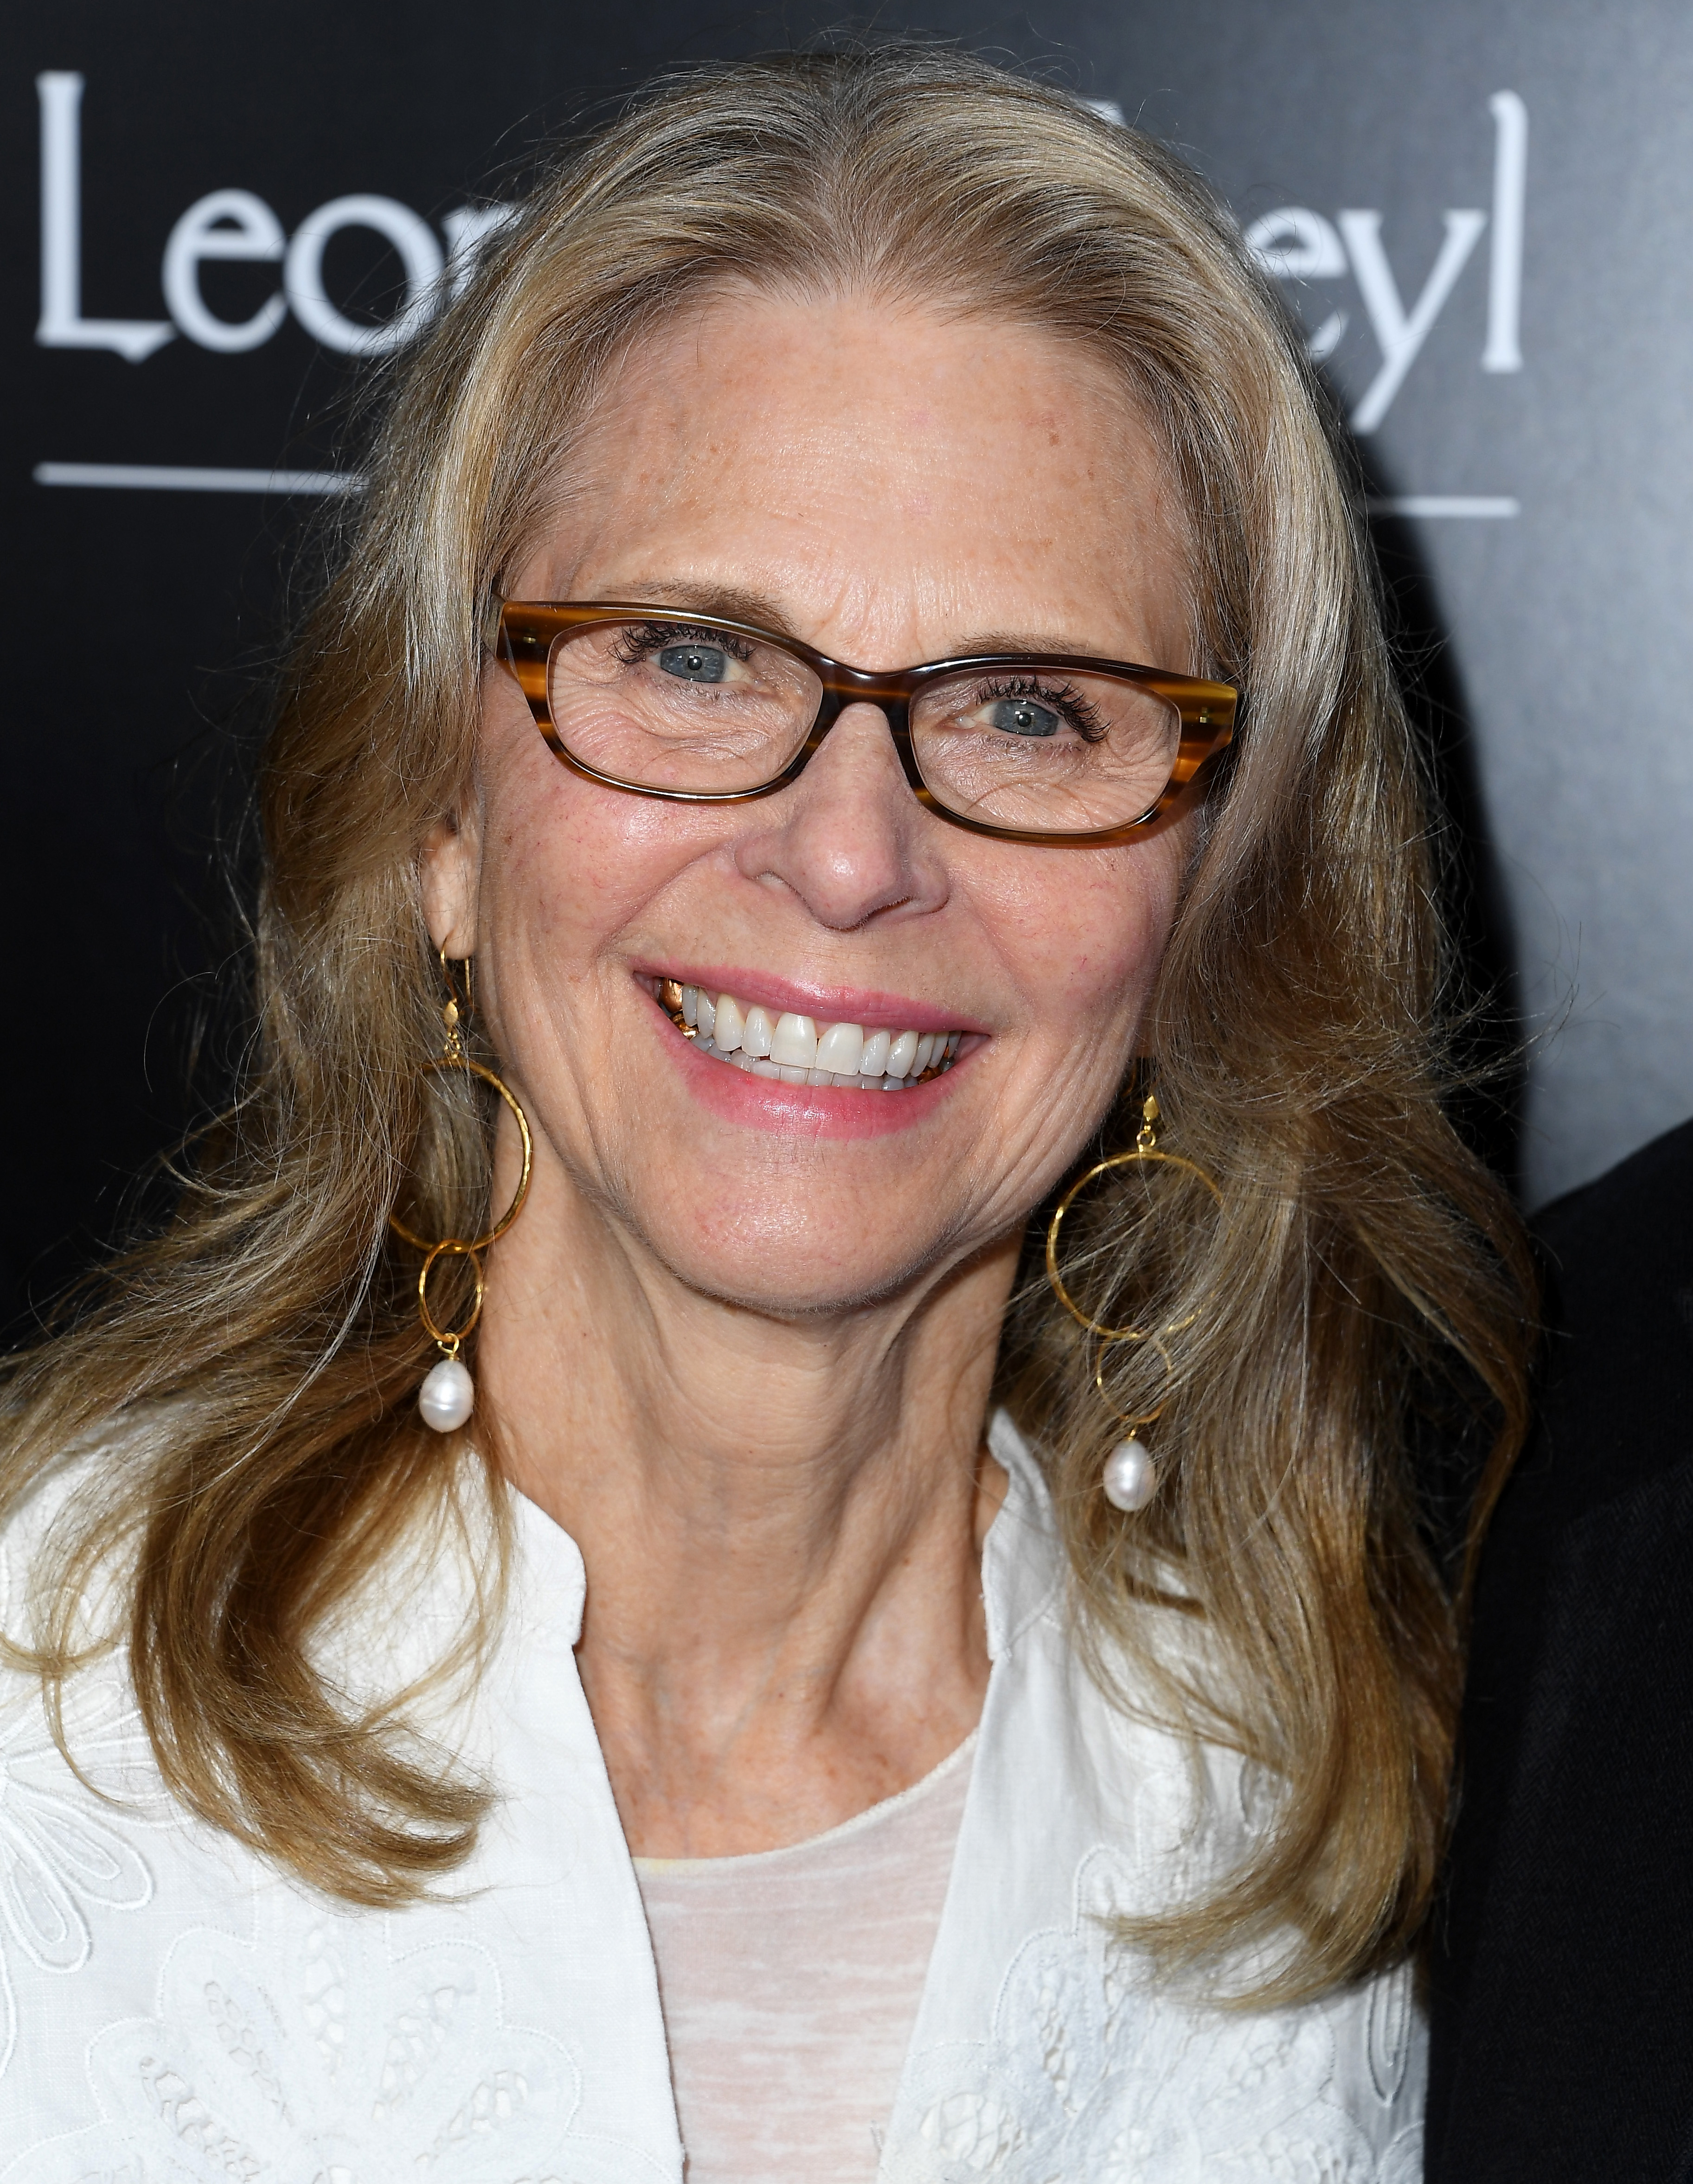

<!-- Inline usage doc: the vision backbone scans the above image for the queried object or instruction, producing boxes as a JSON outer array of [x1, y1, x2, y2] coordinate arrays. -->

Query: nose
[[730, 701, 950, 931]]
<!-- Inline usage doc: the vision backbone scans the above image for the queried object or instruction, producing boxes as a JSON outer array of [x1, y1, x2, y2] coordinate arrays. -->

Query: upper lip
[[635, 964, 988, 1036]]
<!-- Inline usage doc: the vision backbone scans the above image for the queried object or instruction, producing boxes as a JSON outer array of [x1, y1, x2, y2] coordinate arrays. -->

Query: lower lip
[[657, 1011, 969, 1139]]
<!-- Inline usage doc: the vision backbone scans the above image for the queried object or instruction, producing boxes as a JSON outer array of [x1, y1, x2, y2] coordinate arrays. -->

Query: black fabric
[[1427, 1114, 1693, 2182]]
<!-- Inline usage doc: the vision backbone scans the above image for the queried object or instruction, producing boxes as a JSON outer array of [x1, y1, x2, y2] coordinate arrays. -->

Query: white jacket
[[0, 1411, 1423, 2180]]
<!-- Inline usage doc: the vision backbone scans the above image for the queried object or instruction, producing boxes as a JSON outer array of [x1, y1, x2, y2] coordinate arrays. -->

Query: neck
[[476, 1150, 1013, 1858]]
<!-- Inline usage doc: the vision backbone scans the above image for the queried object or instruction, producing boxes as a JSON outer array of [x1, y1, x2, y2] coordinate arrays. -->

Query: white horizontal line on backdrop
[[1366, 495, 1520, 518], [33, 462, 363, 494], [33, 468, 1518, 522]]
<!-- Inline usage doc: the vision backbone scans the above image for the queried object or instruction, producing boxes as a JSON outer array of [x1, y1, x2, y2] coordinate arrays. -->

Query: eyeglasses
[[495, 602, 1237, 845]]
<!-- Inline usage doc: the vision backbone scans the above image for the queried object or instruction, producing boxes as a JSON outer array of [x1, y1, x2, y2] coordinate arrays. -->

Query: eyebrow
[[600, 579, 804, 639], [585, 580, 1128, 665]]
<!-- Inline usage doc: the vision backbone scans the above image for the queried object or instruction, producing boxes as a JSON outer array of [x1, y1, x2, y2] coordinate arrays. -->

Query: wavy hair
[[0, 44, 1531, 2001]]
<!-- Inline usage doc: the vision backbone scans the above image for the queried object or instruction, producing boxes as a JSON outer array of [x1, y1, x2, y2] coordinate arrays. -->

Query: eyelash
[[611, 621, 755, 666], [970, 675, 1108, 743]]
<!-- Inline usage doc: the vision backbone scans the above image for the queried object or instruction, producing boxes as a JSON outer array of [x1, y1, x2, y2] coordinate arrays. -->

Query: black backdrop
[[8, 0, 1693, 1334]]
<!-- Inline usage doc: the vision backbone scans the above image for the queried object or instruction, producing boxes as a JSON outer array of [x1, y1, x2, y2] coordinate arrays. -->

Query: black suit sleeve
[[1427, 1114, 1693, 2184]]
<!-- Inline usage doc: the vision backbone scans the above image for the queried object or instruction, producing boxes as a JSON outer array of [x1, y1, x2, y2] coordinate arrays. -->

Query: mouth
[[643, 977, 964, 1092]]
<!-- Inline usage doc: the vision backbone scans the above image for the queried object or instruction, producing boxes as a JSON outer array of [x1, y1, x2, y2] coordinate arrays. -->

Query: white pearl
[[1102, 1437, 1157, 1512], [418, 1357, 475, 1433]]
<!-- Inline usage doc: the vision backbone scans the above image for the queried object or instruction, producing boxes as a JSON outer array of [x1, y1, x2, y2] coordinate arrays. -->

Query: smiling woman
[[0, 45, 1529, 2183]]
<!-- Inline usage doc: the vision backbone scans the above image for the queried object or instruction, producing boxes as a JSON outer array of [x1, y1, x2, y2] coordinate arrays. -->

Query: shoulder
[[0, 1407, 193, 1829], [0, 1500, 186, 2134], [1469, 1113, 1693, 1598], [1531, 1111, 1693, 1502], [972, 1415, 1424, 2160], [985, 1406, 1313, 1922], [909, 1566, 1426, 2180], [1538, 1108, 1693, 1266], [1428, 1117, 1693, 2177], [0, 1406, 165, 1654], [1471, 1108, 1693, 1687], [894, 1877, 1424, 2183], [1453, 1114, 1693, 1731]]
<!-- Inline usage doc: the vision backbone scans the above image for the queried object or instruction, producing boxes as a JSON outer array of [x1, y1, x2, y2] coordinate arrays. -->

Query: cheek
[[477, 722, 703, 969], [968, 833, 1185, 1044]]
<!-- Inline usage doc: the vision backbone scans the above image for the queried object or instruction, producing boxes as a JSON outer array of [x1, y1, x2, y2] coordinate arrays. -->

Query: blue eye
[[988, 697, 1061, 738], [658, 643, 729, 683]]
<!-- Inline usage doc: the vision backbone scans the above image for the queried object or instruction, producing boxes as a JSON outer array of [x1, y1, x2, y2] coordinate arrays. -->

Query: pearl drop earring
[[1102, 1436, 1159, 1512], [389, 954, 534, 1433], [419, 1352, 477, 1433], [1044, 1091, 1224, 1514]]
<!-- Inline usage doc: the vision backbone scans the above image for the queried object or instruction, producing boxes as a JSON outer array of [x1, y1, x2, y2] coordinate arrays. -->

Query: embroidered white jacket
[[0, 1412, 1424, 2181]]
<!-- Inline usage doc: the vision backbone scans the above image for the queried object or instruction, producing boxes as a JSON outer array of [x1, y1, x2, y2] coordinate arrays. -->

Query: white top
[[0, 1411, 1425, 2182], [635, 1733, 975, 2183]]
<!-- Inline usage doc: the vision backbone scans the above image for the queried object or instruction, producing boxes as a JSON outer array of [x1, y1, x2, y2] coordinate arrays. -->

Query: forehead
[[522, 288, 1195, 661]]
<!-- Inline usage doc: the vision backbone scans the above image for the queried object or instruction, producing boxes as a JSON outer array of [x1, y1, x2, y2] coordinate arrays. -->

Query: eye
[[987, 696, 1062, 738], [966, 675, 1109, 743], [658, 642, 730, 684]]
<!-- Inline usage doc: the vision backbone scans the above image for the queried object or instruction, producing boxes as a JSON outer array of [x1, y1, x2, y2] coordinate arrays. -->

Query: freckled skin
[[422, 292, 1202, 1856]]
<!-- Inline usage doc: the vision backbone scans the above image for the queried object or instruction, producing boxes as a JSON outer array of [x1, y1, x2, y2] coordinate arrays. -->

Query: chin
[[624, 1195, 978, 1322]]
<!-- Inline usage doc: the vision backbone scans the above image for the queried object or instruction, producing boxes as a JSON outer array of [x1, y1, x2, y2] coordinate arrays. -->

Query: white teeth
[[771, 1012, 818, 1068], [655, 980, 964, 1093], [815, 1020, 865, 1075]]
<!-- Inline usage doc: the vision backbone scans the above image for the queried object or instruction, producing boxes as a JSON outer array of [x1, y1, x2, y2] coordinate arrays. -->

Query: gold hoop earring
[[389, 952, 533, 1433], [1045, 1092, 1222, 1512]]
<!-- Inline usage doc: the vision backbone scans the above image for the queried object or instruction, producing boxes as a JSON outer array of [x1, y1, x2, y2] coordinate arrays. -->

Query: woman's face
[[436, 291, 1200, 1317]]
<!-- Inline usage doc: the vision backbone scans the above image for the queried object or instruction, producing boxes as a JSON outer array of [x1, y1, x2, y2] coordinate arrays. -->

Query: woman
[[0, 46, 1528, 2182]]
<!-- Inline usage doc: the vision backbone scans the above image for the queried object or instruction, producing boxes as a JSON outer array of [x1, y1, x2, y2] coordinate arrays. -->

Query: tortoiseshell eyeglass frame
[[494, 600, 1238, 847]]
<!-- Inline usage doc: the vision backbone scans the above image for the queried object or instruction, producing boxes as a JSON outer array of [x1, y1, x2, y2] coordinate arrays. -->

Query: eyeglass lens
[[545, 617, 1184, 835]]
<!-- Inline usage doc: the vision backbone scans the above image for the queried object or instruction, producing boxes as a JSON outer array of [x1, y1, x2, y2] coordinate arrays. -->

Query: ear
[[420, 805, 482, 958]]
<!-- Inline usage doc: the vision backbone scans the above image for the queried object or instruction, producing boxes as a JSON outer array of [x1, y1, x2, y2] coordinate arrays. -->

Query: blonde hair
[[0, 45, 1530, 2001]]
